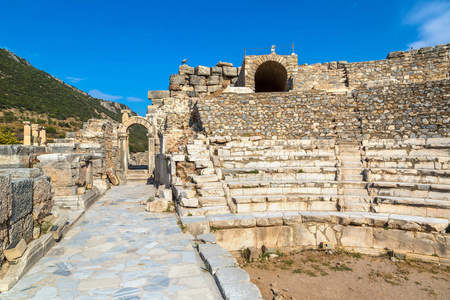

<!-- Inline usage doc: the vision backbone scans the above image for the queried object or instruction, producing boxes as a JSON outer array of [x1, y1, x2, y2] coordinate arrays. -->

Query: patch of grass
[[293, 268, 303, 274], [351, 252, 362, 259], [164, 202, 174, 212], [147, 196, 154, 202], [177, 220, 186, 230], [297, 169, 304, 173], [322, 262, 331, 267], [415, 281, 421, 285], [40, 220, 53, 235], [210, 226, 219, 232], [330, 264, 353, 272], [187, 213, 192, 216], [305, 270, 317, 277], [284, 259, 294, 267]]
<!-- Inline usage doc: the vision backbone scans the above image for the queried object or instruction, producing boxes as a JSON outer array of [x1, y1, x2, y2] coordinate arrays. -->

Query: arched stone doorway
[[118, 114, 156, 179], [255, 61, 288, 92]]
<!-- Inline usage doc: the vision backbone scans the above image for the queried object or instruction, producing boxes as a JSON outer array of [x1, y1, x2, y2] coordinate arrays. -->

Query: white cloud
[[89, 89, 123, 101], [126, 97, 145, 102], [66, 76, 86, 83], [406, 1, 450, 49]]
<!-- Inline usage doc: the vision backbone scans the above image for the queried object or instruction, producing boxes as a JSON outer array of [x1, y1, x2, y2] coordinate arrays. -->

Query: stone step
[[222, 166, 338, 174], [222, 159, 338, 169], [197, 187, 225, 197], [373, 196, 450, 219], [216, 149, 336, 157], [224, 172, 337, 182], [341, 161, 363, 167], [188, 211, 449, 233], [341, 181, 368, 189], [229, 185, 338, 197], [341, 168, 364, 175], [235, 199, 338, 213], [177, 205, 230, 217], [343, 203, 372, 212], [190, 174, 218, 183], [227, 180, 340, 189], [199, 196, 228, 207], [196, 181, 223, 189], [341, 174, 364, 181], [342, 188, 369, 196]]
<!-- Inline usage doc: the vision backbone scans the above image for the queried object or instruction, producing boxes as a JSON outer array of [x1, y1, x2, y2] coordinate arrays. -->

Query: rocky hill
[[0, 48, 146, 150]]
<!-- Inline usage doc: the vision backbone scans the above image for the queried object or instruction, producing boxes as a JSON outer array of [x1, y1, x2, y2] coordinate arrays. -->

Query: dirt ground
[[233, 249, 450, 300]]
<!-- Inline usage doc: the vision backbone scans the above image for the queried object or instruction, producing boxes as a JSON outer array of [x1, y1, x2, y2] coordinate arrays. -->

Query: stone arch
[[254, 61, 288, 92], [242, 54, 294, 92], [119, 116, 155, 136], [118, 115, 156, 181]]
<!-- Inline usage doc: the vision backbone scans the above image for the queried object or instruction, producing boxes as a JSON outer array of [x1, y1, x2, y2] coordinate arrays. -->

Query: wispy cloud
[[89, 89, 123, 101], [126, 97, 145, 102], [405, 1, 450, 49], [66, 76, 86, 84]]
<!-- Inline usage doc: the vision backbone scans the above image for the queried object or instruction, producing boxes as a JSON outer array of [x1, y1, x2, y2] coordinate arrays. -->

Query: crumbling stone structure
[[150, 43, 450, 262], [23, 122, 46, 146]]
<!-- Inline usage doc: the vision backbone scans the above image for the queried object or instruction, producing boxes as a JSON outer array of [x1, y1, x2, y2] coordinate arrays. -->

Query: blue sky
[[1, 0, 449, 116]]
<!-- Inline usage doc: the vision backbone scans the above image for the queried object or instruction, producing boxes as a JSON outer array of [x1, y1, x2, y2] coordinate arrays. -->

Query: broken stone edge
[[196, 242, 263, 300]]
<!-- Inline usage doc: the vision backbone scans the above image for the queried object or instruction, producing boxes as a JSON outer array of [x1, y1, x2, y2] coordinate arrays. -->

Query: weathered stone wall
[[197, 90, 360, 140], [357, 79, 450, 139], [292, 62, 348, 91], [148, 62, 240, 100], [0, 169, 53, 269], [292, 44, 449, 91], [196, 79, 450, 140], [345, 45, 449, 88], [0, 145, 46, 168]]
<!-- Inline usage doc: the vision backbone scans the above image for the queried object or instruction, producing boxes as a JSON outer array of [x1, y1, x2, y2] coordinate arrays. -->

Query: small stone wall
[[0, 169, 53, 269], [197, 79, 450, 140], [0, 145, 46, 168]]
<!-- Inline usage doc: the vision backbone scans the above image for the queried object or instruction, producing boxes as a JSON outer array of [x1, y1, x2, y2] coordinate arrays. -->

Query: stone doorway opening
[[254, 61, 288, 92], [119, 111, 156, 184], [127, 124, 149, 171]]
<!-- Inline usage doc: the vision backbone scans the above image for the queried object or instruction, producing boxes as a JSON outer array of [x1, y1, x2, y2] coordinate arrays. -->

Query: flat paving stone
[[1, 185, 222, 299]]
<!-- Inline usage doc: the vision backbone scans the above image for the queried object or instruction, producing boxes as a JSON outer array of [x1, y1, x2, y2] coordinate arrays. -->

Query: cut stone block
[[4, 239, 27, 261], [195, 65, 211, 76], [219, 281, 262, 300], [206, 256, 238, 274]]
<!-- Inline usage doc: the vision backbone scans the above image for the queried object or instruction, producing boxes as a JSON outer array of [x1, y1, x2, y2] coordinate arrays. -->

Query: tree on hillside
[[0, 127, 19, 144]]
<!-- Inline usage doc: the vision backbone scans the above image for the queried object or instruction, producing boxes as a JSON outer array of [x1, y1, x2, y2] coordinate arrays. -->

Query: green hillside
[[0, 48, 147, 152]]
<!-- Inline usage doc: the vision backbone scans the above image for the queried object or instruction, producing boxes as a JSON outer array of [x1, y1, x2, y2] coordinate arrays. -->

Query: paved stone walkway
[[2, 185, 222, 299]]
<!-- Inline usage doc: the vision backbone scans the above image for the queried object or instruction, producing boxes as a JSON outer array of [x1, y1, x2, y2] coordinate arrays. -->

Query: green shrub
[[0, 127, 19, 144]]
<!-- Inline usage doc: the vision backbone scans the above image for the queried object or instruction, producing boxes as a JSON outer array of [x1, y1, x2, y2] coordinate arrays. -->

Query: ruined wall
[[196, 79, 450, 140], [0, 145, 46, 168], [358, 79, 450, 139], [345, 45, 449, 88], [0, 169, 53, 269], [292, 44, 449, 91], [148, 62, 240, 101], [197, 90, 360, 140], [292, 62, 348, 91]]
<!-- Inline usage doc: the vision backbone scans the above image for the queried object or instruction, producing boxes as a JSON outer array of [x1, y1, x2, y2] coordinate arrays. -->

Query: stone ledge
[[0, 233, 55, 292]]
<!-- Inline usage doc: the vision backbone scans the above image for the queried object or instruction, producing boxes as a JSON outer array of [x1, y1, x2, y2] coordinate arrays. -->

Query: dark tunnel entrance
[[254, 61, 288, 92]]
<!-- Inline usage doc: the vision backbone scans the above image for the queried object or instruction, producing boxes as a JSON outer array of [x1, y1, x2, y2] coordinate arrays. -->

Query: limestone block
[[215, 228, 256, 251], [195, 160, 213, 169], [4, 239, 27, 261], [180, 197, 198, 208], [198, 243, 232, 260], [219, 282, 262, 300], [216, 61, 233, 67], [206, 255, 238, 274], [169, 74, 186, 85], [179, 65, 194, 75], [181, 216, 210, 236], [195, 66, 211, 76], [195, 232, 217, 244], [373, 229, 414, 252], [159, 189, 173, 201], [194, 85, 207, 92], [32, 175, 53, 223], [207, 75, 220, 86], [208, 85, 222, 93], [211, 66, 222, 75], [146, 199, 169, 213], [106, 168, 119, 186], [189, 75, 206, 86], [255, 226, 294, 249], [0, 174, 11, 224], [223, 66, 238, 77], [435, 235, 450, 257], [341, 226, 373, 248], [413, 232, 436, 256], [214, 267, 250, 286], [10, 178, 33, 223], [169, 83, 182, 91]]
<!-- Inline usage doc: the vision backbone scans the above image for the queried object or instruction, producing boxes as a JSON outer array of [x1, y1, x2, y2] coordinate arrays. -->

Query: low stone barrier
[[181, 211, 450, 260]]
